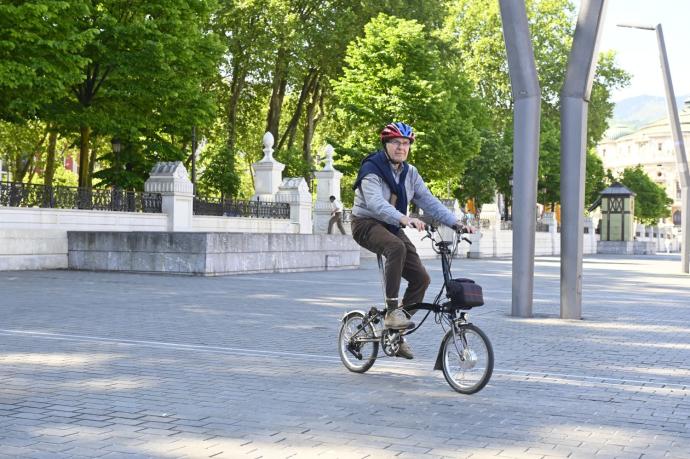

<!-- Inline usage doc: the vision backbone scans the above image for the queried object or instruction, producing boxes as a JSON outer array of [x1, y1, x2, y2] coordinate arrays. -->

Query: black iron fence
[[193, 196, 290, 219], [0, 182, 162, 213]]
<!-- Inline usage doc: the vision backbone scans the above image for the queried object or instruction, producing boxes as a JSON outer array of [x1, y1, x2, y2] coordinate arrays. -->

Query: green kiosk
[[596, 182, 654, 254], [600, 182, 635, 242]]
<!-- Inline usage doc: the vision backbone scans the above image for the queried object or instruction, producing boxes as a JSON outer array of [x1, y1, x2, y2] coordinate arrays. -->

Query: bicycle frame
[[346, 225, 471, 345]]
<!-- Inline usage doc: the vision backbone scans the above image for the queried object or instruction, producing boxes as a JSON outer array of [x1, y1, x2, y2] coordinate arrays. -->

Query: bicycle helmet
[[380, 122, 415, 144]]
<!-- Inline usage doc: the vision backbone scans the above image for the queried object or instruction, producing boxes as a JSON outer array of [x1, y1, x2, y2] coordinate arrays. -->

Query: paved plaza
[[1, 254, 689, 459]]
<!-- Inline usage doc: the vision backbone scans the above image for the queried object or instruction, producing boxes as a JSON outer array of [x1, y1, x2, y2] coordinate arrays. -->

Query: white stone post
[[144, 161, 194, 231], [252, 132, 285, 202], [584, 216, 595, 254], [276, 177, 312, 234], [313, 144, 343, 234], [542, 212, 558, 255]]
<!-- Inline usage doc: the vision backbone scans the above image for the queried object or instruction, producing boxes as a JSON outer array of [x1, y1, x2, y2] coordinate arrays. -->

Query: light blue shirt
[[352, 162, 459, 228]]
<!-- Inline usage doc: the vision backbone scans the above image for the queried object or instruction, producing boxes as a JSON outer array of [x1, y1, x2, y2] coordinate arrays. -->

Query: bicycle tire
[[338, 312, 379, 373], [440, 323, 493, 394]]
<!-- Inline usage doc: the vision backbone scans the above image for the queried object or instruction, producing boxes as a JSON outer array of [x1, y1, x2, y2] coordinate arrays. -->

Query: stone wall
[[68, 231, 360, 275], [0, 207, 297, 270]]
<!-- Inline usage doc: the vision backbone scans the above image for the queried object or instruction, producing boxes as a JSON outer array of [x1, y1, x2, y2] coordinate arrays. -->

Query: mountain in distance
[[611, 94, 690, 130]]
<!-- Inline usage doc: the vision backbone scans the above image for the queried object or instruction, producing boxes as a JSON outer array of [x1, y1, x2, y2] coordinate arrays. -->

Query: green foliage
[[444, 0, 630, 210], [0, 0, 94, 120], [587, 51, 631, 149], [0, 0, 631, 206], [31, 166, 78, 187], [585, 149, 607, 208], [196, 140, 241, 198], [537, 113, 561, 206], [0, 120, 46, 182], [457, 130, 511, 210], [331, 13, 484, 186], [619, 165, 673, 225], [1, 0, 224, 188]]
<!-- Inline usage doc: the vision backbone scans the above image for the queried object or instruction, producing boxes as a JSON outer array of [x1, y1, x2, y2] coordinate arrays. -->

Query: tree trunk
[[44, 129, 58, 188], [278, 68, 318, 152], [227, 61, 247, 155], [78, 125, 91, 188], [14, 129, 48, 183], [302, 77, 322, 170], [265, 46, 289, 143], [88, 135, 99, 188], [15, 155, 33, 183]]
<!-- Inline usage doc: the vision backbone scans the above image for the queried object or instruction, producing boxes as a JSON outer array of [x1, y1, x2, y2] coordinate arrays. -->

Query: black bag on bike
[[446, 278, 484, 308]]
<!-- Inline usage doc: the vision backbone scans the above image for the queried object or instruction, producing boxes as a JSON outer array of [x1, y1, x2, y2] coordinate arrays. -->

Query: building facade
[[596, 100, 690, 226]]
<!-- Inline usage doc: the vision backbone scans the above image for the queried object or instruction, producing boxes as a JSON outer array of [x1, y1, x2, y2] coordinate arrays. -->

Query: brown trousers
[[328, 212, 346, 234], [351, 216, 430, 309]]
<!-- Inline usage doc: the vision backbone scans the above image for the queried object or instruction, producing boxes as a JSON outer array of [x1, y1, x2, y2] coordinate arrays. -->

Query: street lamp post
[[111, 138, 123, 210], [618, 23, 690, 273]]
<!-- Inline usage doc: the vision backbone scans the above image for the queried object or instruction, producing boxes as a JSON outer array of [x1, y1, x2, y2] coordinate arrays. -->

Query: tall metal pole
[[618, 23, 690, 273], [499, 0, 541, 318], [656, 25, 690, 273], [560, 0, 607, 320]]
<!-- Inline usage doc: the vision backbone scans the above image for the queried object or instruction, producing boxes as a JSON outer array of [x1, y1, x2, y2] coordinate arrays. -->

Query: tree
[[0, 0, 94, 121], [444, 0, 630, 208], [331, 13, 484, 189], [457, 130, 511, 211], [584, 149, 607, 208], [53, 0, 223, 188], [619, 165, 672, 225], [587, 51, 630, 150], [0, 120, 47, 183]]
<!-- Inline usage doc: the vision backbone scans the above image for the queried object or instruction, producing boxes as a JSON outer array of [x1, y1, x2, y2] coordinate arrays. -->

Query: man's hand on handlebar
[[401, 216, 426, 231], [452, 222, 476, 234]]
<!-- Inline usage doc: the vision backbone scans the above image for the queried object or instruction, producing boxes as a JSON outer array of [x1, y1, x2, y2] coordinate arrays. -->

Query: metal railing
[[0, 182, 162, 213], [193, 196, 290, 219]]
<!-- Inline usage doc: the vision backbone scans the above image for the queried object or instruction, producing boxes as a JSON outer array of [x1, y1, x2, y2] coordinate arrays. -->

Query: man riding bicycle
[[350, 122, 468, 360]]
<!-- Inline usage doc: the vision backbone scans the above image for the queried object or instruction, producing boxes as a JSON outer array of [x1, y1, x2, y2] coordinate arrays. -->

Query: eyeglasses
[[389, 139, 411, 148]]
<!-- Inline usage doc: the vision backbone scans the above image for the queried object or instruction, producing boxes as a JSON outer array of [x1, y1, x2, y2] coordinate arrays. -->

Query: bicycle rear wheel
[[338, 312, 378, 373], [441, 323, 493, 394]]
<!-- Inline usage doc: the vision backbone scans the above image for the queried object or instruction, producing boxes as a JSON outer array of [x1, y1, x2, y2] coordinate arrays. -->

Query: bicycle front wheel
[[338, 312, 379, 373], [441, 323, 493, 394]]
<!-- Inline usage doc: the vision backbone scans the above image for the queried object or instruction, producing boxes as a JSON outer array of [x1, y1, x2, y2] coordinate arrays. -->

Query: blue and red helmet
[[380, 122, 415, 144]]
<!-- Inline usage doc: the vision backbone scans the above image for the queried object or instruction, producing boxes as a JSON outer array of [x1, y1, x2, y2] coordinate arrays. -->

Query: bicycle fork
[[433, 313, 469, 371]]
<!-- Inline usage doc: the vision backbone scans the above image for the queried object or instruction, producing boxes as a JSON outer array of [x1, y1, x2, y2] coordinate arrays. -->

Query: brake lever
[[462, 237, 472, 245]]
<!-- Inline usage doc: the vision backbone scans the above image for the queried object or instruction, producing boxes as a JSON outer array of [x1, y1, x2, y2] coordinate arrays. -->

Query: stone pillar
[[276, 177, 312, 234], [252, 132, 285, 202], [313, 144, 343, 234], [584, 216, 594, 254], [144, 161, 194, 231], [543, 212, 558, 255], [480, 194, 502, 228]]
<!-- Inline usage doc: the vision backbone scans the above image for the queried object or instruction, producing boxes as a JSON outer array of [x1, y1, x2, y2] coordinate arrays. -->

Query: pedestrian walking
[[328, 195, 346, 234]]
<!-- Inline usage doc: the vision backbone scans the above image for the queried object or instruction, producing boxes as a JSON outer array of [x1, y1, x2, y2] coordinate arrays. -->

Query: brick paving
[[1, 253, 689, 458]]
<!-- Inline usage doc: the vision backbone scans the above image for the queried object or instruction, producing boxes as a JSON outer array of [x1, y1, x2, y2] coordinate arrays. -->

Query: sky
[[572, 0, 690, 101]]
